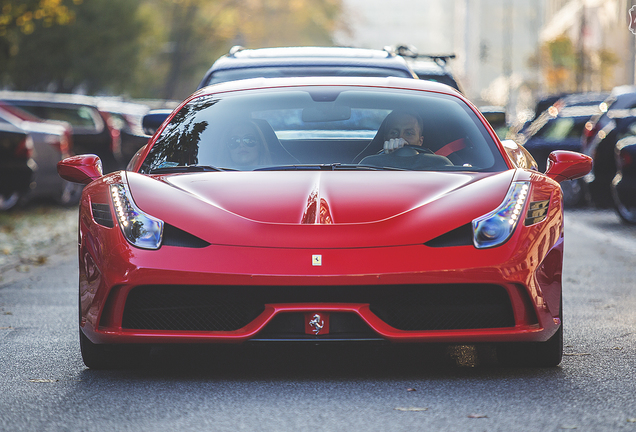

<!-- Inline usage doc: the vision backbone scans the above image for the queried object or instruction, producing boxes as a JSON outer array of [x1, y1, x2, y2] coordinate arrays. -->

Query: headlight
[[110, 184, 164, 249], [472, 182, 529, 249]]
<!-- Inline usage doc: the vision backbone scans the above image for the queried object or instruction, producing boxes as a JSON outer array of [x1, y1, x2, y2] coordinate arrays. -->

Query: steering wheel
[[392, 145, 434, 156], [376, 145, 434, 156]]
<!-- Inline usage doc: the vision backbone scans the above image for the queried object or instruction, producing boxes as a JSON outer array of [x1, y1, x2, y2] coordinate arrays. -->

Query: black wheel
[[79, 328, 115, 369], [498, 325, 563, 367], [0, 192, 21, 211], [611, 181, 636, 225], [498, 298, 563, 367], [80, 329, 151, 369], [561, 179, 587, 208], [56, 181, 83, 207]]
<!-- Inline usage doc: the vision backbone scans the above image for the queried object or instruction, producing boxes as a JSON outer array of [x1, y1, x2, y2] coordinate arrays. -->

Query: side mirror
[[545, 150, 592, 183], [142, 109, 172, 136], [57, 154, 103, 185]]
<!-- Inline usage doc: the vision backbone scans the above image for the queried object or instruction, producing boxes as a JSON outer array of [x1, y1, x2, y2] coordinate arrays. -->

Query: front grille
[[369, 285, 514, 330], [122, 286, 265, 331], [254, 312, 378, 340], [120, 284, 515, 332]]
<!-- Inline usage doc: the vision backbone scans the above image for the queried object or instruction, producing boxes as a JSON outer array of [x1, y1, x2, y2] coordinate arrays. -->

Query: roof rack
[[228, 45, 245, 56], [386, 45, 456, 66]]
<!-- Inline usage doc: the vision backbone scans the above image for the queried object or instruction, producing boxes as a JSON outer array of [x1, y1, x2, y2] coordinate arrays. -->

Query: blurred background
[[2, 0, 636, 215], [0, 0, 632, 113]]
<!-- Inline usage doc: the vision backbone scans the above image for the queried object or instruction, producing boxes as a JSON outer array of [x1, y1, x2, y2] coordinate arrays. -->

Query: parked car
[[479, 106, 509, 139], [197, 45, 418, 90], [518, 92, 607, 207], [388, 45, 463, 93], [581, 86, 636, 207], [0, 103, 82, 206], [58, 76, 591, 369], [96, 99, 150, 166], [144, 46, 419, 137], [611, 133, 636, 224], [0, 121, 36, 210], [0, 92, 123, 173]]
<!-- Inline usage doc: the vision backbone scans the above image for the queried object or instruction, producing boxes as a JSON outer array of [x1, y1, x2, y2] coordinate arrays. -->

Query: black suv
[[387, 45, 463, 93], [197, 46, 417, 90]]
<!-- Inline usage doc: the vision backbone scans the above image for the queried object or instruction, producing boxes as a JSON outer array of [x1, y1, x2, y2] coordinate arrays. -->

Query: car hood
[[127, 170, 514, 248]]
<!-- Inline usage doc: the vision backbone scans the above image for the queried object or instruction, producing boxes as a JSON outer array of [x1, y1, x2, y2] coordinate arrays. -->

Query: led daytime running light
[[110, 184, 164, 249], [473, 182, 530, 249]]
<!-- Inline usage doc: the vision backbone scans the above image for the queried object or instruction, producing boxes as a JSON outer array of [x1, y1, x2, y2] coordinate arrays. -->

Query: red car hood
[[127, 170, 514, 248]]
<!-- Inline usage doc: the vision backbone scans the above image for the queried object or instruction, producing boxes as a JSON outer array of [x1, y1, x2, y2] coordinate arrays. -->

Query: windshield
[[203, 66, 414, 87], [140, 86, 506, 173]]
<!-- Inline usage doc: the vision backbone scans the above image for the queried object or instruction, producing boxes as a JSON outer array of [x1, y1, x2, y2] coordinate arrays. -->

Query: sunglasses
[[227, 134, 259, 149]]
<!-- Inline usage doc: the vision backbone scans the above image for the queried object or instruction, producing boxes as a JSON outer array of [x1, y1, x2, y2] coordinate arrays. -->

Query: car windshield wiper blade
[[149, 165, 232, 174], [254, 163, 404, 171]]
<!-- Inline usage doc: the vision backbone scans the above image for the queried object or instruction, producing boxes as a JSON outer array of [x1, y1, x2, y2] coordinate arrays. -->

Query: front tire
[[79, 328, 114, 369], [80, 329, 150, 369], [498, 325, 563, 367], [499, 297, 563, 367]]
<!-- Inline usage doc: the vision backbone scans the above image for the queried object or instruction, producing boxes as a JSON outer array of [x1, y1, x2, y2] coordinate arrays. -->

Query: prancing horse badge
[[312, 254, 322, 266], [309, 314, 324, 335]]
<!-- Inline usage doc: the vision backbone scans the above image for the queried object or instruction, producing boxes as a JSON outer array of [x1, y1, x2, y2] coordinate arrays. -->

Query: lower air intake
[[120, 284, 515, 332]]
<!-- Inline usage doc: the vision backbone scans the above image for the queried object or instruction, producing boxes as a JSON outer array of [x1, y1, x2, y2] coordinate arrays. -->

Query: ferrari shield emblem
[[312, 254, 322, 266]]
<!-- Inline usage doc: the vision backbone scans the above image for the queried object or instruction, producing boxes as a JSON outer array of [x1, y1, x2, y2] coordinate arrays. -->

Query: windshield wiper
[[149, 165, 232, 174], [254, 163, 404, 171]]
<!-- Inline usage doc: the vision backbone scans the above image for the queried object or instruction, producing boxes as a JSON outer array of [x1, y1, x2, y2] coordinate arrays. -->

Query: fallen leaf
[[560, 426, 578, 429], [0, 326, 12, 330], [627, 418, 636, 423], [2, 312, 12, 315], [395, 407, 428, 412], [468, 414, 487, 419], [406, 388, 416, 392], [29, 379, 59, 383]]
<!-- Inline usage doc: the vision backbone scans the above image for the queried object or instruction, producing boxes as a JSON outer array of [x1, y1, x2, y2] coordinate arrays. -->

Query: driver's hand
[[384, 138, 407, 153]]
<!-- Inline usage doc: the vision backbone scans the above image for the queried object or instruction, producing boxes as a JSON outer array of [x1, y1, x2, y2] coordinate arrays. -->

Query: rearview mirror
[[302, 104, 351, 122], [57, 154, 103, 185], [544, 150, 592, 183]]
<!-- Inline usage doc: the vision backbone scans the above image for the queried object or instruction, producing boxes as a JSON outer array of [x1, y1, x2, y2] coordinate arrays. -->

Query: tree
[[3, 0, 144, 94], [0, 0, 79, 75], [140, 0, 347, 100], [2, 0, 347, 98]]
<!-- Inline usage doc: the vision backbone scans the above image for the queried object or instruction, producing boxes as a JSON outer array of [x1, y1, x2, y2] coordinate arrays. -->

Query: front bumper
[[79, 234, 563, 346]]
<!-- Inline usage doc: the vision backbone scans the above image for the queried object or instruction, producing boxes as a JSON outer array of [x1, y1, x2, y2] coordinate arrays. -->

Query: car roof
[[191, 76, 463, 100], [0, 90, 99, 108], [198, 46, 417, 89], [557, 92, 609, 107]]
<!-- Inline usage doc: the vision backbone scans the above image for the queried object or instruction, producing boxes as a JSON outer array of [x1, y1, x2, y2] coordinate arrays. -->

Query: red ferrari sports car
[[58, 77, 591, 368]]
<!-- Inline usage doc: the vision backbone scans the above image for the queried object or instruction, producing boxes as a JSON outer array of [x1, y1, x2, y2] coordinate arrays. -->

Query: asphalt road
[[0, 207, 635, 432]]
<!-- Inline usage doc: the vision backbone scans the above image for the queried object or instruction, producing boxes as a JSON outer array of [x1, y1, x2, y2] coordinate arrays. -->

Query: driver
[[382, 110, 425, 153]]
